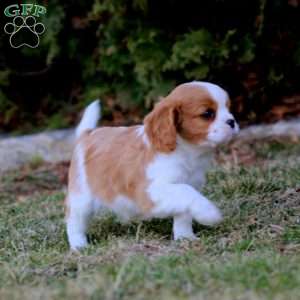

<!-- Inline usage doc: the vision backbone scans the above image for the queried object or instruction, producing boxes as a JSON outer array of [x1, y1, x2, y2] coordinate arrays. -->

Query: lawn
[[0, 138, 299, 300]]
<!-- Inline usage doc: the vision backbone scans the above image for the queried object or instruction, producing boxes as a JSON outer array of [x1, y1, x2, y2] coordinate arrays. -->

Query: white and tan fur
[[65, 81, 239, 250]]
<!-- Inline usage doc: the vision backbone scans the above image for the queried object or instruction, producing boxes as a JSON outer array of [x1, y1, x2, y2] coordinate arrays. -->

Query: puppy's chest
[[182, 158, 210, 188], [147, 151, 212, 187]]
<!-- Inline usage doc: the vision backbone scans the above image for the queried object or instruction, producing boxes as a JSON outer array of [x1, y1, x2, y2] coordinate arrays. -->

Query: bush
[[0, 0, 300, 132]]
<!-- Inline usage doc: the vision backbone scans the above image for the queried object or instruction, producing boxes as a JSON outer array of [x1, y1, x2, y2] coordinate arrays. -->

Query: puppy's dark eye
[[201, 109, 215, 119]]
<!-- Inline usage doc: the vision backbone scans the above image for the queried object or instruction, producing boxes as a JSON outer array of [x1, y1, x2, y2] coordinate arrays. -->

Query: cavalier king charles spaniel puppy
[[65, 81, 239, 250]]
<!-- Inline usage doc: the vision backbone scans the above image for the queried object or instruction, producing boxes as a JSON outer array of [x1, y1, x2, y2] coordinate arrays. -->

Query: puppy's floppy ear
[[144, 100, 179, 152]]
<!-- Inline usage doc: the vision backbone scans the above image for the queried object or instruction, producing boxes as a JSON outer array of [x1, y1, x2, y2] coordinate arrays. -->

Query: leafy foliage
[[0, 0, 300, 132]]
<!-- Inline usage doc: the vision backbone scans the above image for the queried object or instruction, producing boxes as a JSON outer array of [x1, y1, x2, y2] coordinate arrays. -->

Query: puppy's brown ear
[[144, 100, 179, 152]]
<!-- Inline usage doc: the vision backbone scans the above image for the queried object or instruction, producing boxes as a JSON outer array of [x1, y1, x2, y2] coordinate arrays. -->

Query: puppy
[[65, 81, 239, 250]]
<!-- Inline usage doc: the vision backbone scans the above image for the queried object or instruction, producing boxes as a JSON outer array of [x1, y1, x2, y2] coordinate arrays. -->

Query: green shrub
[[0, 0, 299, 132]]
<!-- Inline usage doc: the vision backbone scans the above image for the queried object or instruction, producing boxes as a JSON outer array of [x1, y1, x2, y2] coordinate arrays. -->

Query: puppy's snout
[[226, 119, 235, 129]]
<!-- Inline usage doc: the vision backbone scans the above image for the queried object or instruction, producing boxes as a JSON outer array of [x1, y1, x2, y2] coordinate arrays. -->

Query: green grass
[[0, 138, 300, 300]]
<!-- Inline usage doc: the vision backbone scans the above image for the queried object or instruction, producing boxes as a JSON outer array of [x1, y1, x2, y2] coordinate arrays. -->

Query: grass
[[0, 138, 299, 300]]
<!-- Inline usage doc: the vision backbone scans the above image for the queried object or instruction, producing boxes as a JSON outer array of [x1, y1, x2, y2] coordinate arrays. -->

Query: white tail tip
[[75, 99, 101, 138]]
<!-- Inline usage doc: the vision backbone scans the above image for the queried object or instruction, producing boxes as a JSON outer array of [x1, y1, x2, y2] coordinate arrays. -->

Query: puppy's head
[[144, 81, 239, 152]]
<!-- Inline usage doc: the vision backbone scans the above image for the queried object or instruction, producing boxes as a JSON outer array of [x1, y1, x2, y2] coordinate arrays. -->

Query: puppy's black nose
[[226, 119, 235, 129]]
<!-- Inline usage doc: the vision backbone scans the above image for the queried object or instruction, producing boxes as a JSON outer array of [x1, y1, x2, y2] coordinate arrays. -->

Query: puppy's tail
[[75, 99, 101, 139]]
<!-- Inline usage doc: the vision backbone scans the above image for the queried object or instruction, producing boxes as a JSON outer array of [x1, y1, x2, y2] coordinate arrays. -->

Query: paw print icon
[[4, 16, 45, 48]]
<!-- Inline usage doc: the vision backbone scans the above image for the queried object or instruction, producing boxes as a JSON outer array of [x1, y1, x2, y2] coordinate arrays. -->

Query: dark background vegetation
[[0, 0, 300, 133]]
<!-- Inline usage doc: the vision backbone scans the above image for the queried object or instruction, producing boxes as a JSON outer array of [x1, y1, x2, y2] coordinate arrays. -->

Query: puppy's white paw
[[192, 204, 223, 226], [174, 232, 198, 241], [69, 234, 88, 251]]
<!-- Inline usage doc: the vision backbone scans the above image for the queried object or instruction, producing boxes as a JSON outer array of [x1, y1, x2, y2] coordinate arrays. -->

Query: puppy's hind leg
[[65, 193, 94, 250]]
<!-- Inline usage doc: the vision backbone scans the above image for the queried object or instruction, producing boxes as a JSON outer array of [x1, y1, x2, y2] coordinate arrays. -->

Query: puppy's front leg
[[173, 214, 196, 240], [149, 183, 223, 239]]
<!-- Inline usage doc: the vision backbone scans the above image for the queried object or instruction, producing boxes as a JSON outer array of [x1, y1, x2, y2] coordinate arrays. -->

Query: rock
[[237, 118, 300, 140], [0, 129, 74, 173], [0, 118, 300, 173]]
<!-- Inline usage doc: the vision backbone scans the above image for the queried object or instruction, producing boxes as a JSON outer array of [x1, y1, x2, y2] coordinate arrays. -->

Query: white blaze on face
[[189, 81, 239, 145]]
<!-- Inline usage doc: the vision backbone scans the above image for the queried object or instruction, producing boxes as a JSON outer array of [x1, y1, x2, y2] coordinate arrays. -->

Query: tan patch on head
[[76, 127, 155, 213], [178, 96, 217, 144], [144, 83, 218, 150]]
